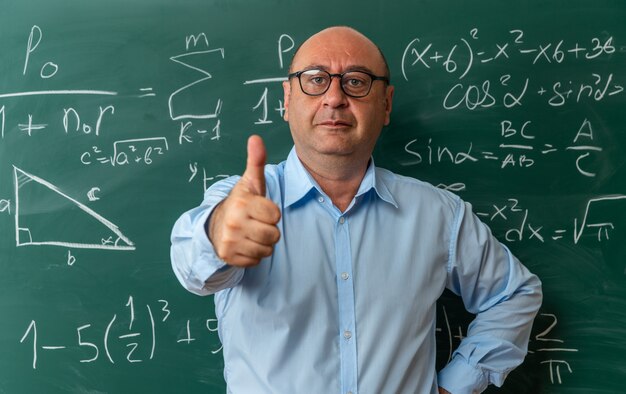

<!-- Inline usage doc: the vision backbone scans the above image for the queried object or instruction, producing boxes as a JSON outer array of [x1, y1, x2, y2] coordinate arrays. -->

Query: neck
[[299, 154, 369, 212]]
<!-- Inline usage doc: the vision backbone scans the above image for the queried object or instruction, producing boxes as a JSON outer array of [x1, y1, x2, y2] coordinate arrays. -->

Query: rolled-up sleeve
[[438, 199, 543, 393], [170, 176, 244, 296]]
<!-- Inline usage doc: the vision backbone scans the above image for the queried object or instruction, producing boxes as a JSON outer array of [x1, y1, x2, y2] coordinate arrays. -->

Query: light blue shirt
[[170, 147, 542, 394]]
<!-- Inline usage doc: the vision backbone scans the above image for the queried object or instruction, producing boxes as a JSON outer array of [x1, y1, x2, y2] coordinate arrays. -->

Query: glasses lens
[[300, 69, 331, 95], [341, 72, 372, 97]]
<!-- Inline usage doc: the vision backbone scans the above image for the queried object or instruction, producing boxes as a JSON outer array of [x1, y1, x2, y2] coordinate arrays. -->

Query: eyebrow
[[302, 64, 377, 74]]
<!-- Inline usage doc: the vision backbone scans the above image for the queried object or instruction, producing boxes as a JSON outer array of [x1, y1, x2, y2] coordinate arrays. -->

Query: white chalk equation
[[80, 137, 169, 167], [19, 295, 221, 369], [474, 195, 626, 244], [168, 33, 225, 147], [241, 34, 293, 125], [13, 166, 135, 250], [573, 195, 626, 243], [401, 29, 623, 112], [0, 25, 119, 140], [404, 117, 612, 178], [243, 77, 288, 125], [168, 32, 293, 146], [436, 73, 622, 111], [532, 313, 579, 385], [0, 26, 294, 146], [402, 28, 618, 79]]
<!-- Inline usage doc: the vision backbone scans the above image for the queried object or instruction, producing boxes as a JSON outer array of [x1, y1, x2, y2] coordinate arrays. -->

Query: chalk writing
[[168, 48, 225, 121], [404, 116, 613, 179], [243, 33, 293, 126], [63, 106, 115, 137], [402, 30, 618, 80], [80, 137, 169, 167], [23, 25, 59, 79], [0, 20, 623, 393], [13, 166, 135, 250], [19, 296, 221, 369], [533, 313, 579, 384], [473, 195, 626, 244]]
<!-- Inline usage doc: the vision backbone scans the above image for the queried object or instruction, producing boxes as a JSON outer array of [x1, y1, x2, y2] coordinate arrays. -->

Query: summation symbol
[[168, 47, 225, 121]]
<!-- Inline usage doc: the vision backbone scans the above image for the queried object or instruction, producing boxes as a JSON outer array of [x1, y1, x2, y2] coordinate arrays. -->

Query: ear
[[383, 85, 394, 126], [282, 80, 291, 122]]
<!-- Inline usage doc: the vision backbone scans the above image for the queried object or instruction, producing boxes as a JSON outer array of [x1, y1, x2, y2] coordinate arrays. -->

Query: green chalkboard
[[1, 0, 625, 393]]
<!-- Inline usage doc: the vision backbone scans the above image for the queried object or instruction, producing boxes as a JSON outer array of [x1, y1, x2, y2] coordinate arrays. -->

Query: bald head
[[288, 26, 390, 80]]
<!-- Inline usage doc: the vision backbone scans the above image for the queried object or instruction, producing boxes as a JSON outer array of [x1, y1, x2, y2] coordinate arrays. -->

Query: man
[[171, 26, 542, 394]]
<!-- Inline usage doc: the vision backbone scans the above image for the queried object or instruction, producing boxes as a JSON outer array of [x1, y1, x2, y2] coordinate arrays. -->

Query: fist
[[208, 135, 281, 266]]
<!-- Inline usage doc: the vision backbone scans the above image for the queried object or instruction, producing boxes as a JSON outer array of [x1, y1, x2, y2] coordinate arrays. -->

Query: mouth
[[317, 120, 353, 128]]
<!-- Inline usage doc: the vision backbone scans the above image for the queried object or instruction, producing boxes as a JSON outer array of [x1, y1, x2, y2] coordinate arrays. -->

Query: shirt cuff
[[171, 197, 238, 295], [191, 206, 227, 272], [190, 203, 243, 294], [437, 355, 489, 394]]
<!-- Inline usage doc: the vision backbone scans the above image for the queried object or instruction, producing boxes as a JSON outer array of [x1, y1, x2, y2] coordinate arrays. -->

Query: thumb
[[242, 135, 267, 196]]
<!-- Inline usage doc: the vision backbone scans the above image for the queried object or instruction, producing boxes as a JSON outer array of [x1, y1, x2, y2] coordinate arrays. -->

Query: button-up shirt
[[170, 147, 542, 394]]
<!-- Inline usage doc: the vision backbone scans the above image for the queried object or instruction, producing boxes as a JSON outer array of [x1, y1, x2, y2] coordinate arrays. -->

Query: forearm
[[439, 265, 542, 391], [170, 177, 243, 295], [440, 200, 543, 392]]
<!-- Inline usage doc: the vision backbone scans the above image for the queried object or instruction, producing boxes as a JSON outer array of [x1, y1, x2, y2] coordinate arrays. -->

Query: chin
[[314, 144, 355, 157]]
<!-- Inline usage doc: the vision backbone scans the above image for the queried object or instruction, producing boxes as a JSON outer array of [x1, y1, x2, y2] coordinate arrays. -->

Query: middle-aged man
[[171, 26, 543, 394]]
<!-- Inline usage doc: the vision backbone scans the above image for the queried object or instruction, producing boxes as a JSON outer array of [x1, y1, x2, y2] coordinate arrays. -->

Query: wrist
[[206, 201, 224, 248]]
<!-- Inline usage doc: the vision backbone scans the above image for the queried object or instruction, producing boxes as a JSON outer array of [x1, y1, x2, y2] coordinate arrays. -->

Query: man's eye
[[310, 76, 327, 85], [346, 78, 365, 87]]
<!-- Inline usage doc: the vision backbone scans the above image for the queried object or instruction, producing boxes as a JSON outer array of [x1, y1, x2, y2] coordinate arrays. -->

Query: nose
[[321, 76, 348, 108]]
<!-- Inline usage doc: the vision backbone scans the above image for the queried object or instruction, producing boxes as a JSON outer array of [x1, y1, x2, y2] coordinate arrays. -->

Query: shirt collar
[[283, 147, 398, 209]]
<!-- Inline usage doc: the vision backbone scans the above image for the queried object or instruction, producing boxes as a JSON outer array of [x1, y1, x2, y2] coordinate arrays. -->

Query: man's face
[[282, 27, 394, 168]]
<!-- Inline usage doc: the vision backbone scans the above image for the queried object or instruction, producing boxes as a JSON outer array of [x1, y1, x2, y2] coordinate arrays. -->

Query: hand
[[208, 135, 281, 267], [438, 388, 451, 394]]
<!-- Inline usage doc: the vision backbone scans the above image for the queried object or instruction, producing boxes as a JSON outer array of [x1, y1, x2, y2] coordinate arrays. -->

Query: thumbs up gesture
[[207, 135, 282, 267]]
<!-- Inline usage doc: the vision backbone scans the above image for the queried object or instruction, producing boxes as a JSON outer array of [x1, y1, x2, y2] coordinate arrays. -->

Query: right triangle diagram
[[13, 166, 135, 250]]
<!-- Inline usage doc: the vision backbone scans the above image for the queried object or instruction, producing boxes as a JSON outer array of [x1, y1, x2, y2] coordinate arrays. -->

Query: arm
[[437, 199, 543, 394], [170, 136, 281, 295], [170, 176, 243, 295]]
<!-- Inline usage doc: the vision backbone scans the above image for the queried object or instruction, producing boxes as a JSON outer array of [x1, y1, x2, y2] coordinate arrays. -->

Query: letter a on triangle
[[13, 166, 135, 250]]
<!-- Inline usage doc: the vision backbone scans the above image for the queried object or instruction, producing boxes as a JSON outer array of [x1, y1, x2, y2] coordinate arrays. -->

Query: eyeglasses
[[287, 69, 389, 98]]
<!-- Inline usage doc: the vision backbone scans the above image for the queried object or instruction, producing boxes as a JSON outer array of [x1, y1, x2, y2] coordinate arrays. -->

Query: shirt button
[[318, 196, 324, 203], [341, 272, 349, 280], [344, 330, 352, 340], [339, 216, 345, 224]]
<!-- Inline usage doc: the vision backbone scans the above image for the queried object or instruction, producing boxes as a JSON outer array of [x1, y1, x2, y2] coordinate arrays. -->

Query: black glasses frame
[[287, 69, 389, 98]]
